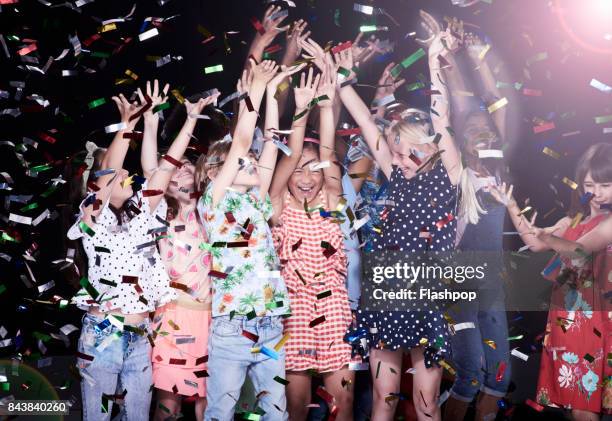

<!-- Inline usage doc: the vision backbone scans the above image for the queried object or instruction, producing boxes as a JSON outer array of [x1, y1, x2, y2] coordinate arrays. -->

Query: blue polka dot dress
[[353, 161, 457, 367]]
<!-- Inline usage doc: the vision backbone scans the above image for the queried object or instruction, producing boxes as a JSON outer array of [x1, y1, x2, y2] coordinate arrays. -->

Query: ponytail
[[458, 162, 486, 225]]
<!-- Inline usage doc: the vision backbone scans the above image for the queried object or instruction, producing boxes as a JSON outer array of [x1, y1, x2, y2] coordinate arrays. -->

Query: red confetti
[[525, 399, 544, 412], [331, 41, 352, 54], [533, 121, 555, 134], [496, 361, 507, 382], [17, 43, 37, 56], [435, 213, 454, 229], [162, 154, 183, 168], [250, 17, 265, 35], [336, 127, 361, 136], [142, 189, 163, 197], [169, 358, 187, 365], [242, 330, 259, 342], [309, 315, 326, 328], [225, 212, 236, 223]]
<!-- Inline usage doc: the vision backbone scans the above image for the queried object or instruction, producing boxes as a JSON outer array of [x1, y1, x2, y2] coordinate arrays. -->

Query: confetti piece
[[590, 78, 612, 93], [526, 52, 548, 66], [309, 315, 326, 328], [594, 114, 612, 124], [510, 348, 529, 361], [478, 149, 503, 159], [104, 122, 127, 133], [542, 147, 560, 159], [562, 177, 578, 190], [88, 98, 106, 109], [204, 64, 223, 74], [533, 121, 555, 134], [525, 399, 544, 412], [138, 28, 159, 41], [353, 3, 374, 14], [487, 97, 508, 113], [273, 376, 289, 386]]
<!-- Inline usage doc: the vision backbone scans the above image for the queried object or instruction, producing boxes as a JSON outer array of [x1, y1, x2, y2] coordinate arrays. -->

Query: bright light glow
[[595, 0, 612, 14]]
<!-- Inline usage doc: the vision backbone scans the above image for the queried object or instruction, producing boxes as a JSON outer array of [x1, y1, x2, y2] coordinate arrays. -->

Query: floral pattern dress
[[536, 213, 612, 414], [197, 183, 290, 318]]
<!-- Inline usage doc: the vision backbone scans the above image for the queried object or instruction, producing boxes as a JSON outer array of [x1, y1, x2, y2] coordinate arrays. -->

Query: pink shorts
[[152, 303, 211, 397]]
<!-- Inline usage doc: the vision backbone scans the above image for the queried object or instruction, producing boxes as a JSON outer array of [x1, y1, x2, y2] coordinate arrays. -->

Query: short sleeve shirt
[[197, 183, 290, 317], [67, 181, 177, 314]]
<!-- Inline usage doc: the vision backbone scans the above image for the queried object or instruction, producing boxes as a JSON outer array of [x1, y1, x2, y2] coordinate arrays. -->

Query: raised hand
[[464, 32, 487, 61], [252, 59, 279, 85], [429, 27, 461, 59], [260, 5, 290, 47], [294, 67, 321, 111], [351, 32, 381, 69], [373, 62, 405, 101], [285, 19, 311, 59], [185, 92, 220, 119], [315, 59, 336, 107], [489, 182, 517, 208], [415, 9, 442, 47], [137, 79, 169, 124], [299, 37, 328, 71], [333, 45, 355, 77], [267, 62, 307, 94], [111, 93, 143, 127]]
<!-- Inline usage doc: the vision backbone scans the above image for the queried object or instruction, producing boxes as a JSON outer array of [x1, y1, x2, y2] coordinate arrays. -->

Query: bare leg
[[194, 397, 207, 421], [474, 392, 500, 421], [286, 371, 312, 421], [571, 409, 600, 421], [443, 396, 469, 421], [153, 390, 181, 421], [322, 367, 355, 421], [370, 348, 403, 421], [410, 348, 442, 421]]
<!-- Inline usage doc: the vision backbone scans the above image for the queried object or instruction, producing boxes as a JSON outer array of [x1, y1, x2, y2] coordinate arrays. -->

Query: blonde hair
[[390, 106, 485, 225], [194, 139, 232, 194]]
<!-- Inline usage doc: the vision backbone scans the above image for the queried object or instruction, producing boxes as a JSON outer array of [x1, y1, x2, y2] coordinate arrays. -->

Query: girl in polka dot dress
[[335, 29, 480, 420], [269, 62, 355, 421], [69, 82, 214, 419]]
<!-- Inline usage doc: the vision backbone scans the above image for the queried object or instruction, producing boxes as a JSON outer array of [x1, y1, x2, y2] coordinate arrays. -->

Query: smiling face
[[584, 172, 612, 213], [168, 159, 195, 203], [109, 169, 134, 206], [462, 112, 498, 157], [288, 147, 324, 204], [386, 126, 438, 180]]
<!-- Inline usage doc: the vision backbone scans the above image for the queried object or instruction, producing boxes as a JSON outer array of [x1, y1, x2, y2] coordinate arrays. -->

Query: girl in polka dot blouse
[[334, 28, 482, 420], [68, 81, 216, 419]]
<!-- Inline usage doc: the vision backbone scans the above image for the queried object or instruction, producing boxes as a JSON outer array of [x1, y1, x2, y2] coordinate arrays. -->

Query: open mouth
[[297, 185, 316, 197]]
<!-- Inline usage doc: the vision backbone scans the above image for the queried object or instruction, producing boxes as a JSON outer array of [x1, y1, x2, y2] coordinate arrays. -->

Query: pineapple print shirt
[[197, 182, 290, 318]]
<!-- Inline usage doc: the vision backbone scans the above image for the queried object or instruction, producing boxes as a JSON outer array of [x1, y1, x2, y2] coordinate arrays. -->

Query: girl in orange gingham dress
[[274, 189, 352, 373], [268, 61, 354, 420]]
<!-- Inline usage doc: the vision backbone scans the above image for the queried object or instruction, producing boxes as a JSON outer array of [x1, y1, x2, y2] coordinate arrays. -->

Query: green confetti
[[594, 114, 612, 124], [30, 164, 52, 173], [152, 102, 171, 113], [204, 64, 223, 74], [405, 81, 425, 92], [0, 284, 6, 295], [334, 9, 341, 27], [88, 98, 106, 109], [19, 202, 39, 212], [360, 25, 378, 33]]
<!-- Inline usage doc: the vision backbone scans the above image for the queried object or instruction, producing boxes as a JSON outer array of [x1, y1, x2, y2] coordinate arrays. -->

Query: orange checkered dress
[[273, 192, 353, 372]]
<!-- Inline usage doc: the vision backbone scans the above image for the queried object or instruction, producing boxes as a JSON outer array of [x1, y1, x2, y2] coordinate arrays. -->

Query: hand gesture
[[185, 92, 220, 120], [299, 37, 328, 71], [111, 93, 143, 127], [333, 45, 355, 78], [252, 59, 279, 85], [374, 62, 405, 101], [294, 67, 320, 112], [429, 27, 461, 58], [267, 62, 307, 94], [316, 59, 336, 108], [464, 32, 487, 61], [137, 79, 169, 124], [260, 5, 290, 47], [351, 32, 380, 69], [415, 9, 442, 47], [489, 182, 517, 208], [285, 19, 310, 59]]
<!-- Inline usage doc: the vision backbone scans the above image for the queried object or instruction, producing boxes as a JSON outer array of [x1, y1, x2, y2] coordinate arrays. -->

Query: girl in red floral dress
[[492, 142, 612, 420]]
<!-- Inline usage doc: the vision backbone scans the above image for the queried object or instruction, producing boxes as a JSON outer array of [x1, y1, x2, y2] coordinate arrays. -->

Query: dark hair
[[569, 142, 612, 217], [60, 147, 105, 287]]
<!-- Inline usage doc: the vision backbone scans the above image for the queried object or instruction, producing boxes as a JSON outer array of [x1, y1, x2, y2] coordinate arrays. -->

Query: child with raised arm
[[195, 59, 302, 421], [136, 80, 219, 421], [269, 61, 355, 421], [301, 26, 477, 419], [69, 81, 201, 419], [491, 143, 612, 421]]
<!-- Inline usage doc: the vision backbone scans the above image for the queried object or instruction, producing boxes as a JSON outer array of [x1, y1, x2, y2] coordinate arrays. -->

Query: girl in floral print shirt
[[195, 59, 305, 421]]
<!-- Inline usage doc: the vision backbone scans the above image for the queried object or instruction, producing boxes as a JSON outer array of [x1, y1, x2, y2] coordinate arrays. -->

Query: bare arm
[[269, 67, 320, 206], [139, 80, 169, 179], [245, 5, 288, 68], [147, 95, 219, 212], [428, 30, 462, 185], [211, 60, 278, 207]]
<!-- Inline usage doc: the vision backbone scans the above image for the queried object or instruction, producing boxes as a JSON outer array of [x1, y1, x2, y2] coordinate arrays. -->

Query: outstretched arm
[[245, 5, 289, 67], [211, 60, 278, 207], [317, 59, 343, 209], [147, 94, 219, 212], [259, 63, 306, 201], [428, 28, 462, 185], [139, 80, 169, 179], [269, 67, 320, 216]]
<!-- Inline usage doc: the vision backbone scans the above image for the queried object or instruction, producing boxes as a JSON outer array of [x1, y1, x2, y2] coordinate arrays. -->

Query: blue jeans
[[449, 309, 511, 401], [205, 315, 288, 421], [76, 313, 152, 420]]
